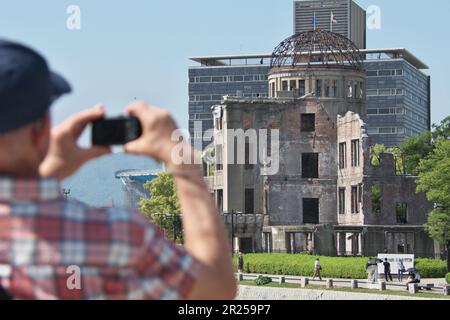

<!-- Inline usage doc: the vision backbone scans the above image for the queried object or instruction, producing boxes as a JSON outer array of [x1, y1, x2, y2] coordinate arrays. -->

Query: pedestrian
[[397, 259, 406, 282], [383, 258, 393, 282], [312, 258, 322, 281], [366, 261, 377, 283], [238, 253, 244, 273], [406, 272, 421, 290]]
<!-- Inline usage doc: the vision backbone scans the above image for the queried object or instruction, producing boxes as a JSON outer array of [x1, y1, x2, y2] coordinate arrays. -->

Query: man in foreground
[[0, 39, 236, 300]]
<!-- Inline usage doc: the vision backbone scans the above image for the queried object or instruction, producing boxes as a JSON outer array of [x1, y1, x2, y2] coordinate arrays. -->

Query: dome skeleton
[[270, 29, 364, 71]]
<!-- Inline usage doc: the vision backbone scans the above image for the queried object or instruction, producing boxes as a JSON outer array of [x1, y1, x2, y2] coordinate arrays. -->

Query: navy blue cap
[[0, 39, 71, 133]]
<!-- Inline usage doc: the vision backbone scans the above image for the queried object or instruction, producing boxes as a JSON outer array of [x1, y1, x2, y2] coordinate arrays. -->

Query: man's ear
[[30, 113, 51, 153]]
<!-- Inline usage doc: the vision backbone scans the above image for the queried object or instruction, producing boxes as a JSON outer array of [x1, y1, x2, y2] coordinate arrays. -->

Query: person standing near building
[[383, 258, 393, 282], [397, 259, 406, 282], [237, 253, 244, 273], [312, 258, 322, 281]]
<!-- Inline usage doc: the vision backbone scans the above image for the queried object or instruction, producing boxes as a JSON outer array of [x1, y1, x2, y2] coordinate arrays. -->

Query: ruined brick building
[[204, 30, 435, 257]]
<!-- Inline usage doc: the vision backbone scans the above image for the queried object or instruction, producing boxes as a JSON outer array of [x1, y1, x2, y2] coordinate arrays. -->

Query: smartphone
[[92, 117, 142, 146]]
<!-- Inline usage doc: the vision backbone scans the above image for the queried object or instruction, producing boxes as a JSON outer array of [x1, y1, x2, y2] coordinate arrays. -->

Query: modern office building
[[189, 48, 430, 148], [294, 0, 366, 49], [188, 56, 271, 149], [189, 0, 430, 149], [364, 50, 431, 146]]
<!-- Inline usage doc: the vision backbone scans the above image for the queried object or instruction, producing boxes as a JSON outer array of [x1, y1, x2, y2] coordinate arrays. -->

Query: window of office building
[[396, 203, 408, 224], [245, 189, 254, 214], [339, 142, 347, 169], [301, 114, 315, 132], [302, 153, 319, 179], [378, 70, 392, 76], [351, 139, 360, 167], [303, 198, 319, 224], [339, 188, 346, 215], [282, 81, 288, 91], [211, 76, 224, 82]]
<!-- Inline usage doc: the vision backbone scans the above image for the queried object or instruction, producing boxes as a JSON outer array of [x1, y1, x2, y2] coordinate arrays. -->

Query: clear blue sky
[[0, 0, 448, 145]]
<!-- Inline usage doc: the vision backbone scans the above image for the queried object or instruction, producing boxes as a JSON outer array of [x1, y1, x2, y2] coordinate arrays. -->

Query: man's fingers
[[125, 101, 148, 117], [123, 140, 140, 155], [67, 104, 106, 137], [80, 146, 111, 162]]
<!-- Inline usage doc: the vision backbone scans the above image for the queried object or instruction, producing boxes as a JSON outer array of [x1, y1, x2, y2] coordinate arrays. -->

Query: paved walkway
[[237, 273, 447, 294], [236, 285, 440, 300]]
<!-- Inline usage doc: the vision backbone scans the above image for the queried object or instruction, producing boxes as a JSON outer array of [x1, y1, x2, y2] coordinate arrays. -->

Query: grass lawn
[[239, 280, 450, 300], [234, 254, 447, 279]]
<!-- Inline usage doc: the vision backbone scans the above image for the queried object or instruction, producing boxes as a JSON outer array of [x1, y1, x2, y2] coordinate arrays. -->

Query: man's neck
[[0, 163, 40, 179]]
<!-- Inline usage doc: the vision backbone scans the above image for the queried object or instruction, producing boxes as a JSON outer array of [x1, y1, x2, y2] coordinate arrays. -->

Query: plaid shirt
[[0, 177, 201, 300]]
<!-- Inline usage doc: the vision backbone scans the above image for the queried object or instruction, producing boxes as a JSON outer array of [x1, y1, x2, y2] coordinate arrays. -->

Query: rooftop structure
[[115, 169, 161, 208], [190, 48, 428, 70], [270, 29, 364, 71], [293, 0, 366, 49], [189, 46, 430, 147]]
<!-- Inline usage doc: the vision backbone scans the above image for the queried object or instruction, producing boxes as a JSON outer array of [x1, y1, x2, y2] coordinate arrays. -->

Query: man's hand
[[124, 101, 182, 166], [39, 105, 111, 181], [124, 101, 236, 300]]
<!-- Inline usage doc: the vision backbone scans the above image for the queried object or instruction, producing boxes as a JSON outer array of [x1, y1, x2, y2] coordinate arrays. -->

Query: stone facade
[[207, 97, 434, 257], [210, 98, 434, 257], [205, 30, 435, 258]]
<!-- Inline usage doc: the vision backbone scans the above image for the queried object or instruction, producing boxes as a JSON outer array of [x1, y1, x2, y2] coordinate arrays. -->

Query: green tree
[[139, 173, 183, 243], [400, 132, 434, 175], [399, 116, 450, 175], [432, 116, 450, 141], [371, 144, 405, 174], [417, 140, 450, 271]]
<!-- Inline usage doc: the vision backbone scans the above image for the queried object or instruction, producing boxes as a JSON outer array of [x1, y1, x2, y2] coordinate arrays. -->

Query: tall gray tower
[[294, 0, 366, 49]]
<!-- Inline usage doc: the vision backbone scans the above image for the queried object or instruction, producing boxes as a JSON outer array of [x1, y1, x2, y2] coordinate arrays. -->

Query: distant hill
[[62, 153, 161, 207]]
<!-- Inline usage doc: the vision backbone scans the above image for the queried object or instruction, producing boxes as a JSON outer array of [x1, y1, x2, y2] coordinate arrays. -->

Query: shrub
[[255, 276, 272, 286], [233, 254, 447, 279], [415, 259, 447, 278], [446, 273, 450, 284]]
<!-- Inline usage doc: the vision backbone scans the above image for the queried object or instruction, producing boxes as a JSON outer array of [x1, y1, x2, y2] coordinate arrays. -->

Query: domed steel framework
[[270, 29, 364, 71]]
